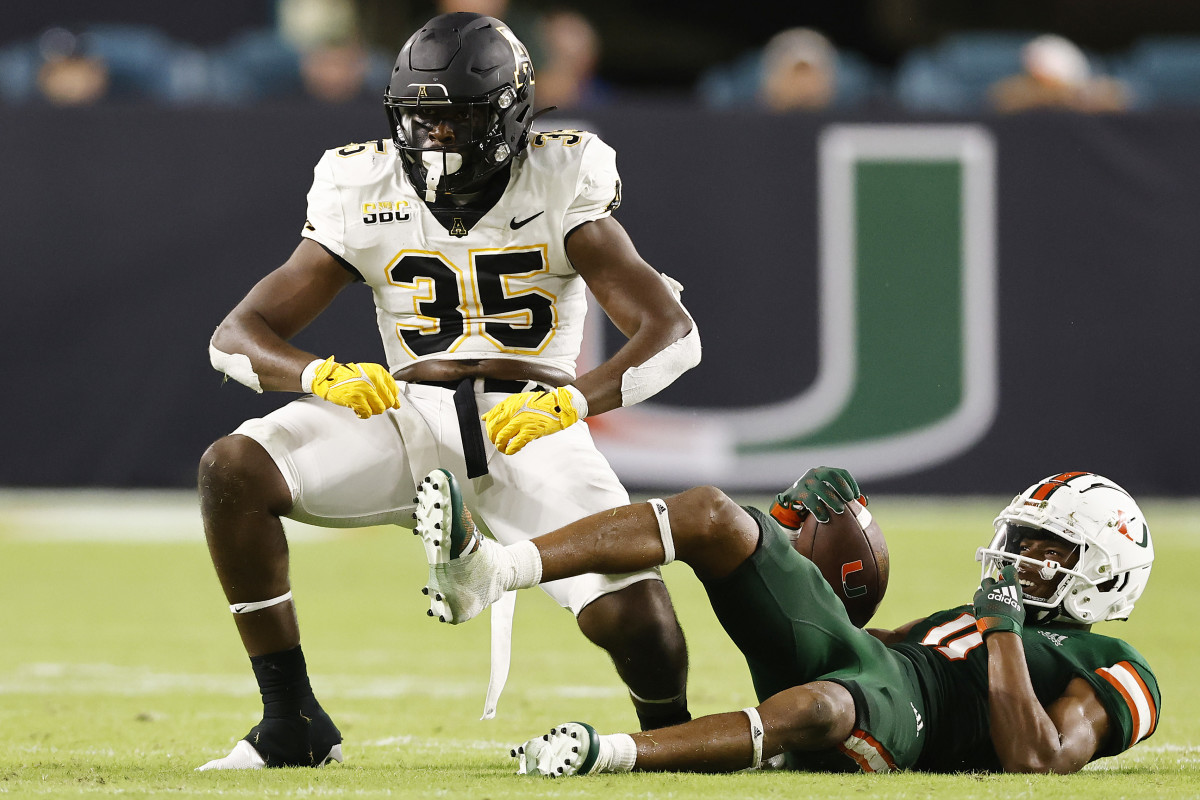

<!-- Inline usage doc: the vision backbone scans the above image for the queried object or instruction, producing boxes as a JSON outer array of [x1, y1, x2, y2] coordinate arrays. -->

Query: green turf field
[[0, 490, 1196, 798]]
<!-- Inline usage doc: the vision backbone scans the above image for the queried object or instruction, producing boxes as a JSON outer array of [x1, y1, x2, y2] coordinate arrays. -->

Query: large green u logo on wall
[[594, 125, 998, 489]]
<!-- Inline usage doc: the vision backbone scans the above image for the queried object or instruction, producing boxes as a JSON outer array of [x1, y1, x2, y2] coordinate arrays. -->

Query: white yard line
[[0, 490, 339, 542], [0, 662, 624, 700]]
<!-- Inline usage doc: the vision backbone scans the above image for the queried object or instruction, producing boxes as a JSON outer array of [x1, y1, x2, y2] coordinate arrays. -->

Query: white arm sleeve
[[209, 337, 263, 393], [618, 273, 701, 407]]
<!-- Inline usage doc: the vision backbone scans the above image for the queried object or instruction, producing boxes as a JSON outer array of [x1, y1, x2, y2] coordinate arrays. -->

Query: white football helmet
[[976, 472, 1153, 623]]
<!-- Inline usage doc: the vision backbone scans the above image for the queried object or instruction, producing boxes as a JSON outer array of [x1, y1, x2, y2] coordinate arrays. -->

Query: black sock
[[250, 645, 320, 720], [245, 645, 341, 766]]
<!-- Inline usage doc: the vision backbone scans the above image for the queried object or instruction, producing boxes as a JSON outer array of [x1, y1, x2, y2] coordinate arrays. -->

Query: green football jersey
[[891, 606, 1160, 772]]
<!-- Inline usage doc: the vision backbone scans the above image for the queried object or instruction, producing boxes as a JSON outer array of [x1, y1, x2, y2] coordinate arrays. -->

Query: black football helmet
[[384, 12, 536, 201]]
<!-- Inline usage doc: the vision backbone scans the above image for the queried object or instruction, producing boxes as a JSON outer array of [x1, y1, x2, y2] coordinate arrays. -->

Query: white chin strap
[[422, 151, 463, 202]]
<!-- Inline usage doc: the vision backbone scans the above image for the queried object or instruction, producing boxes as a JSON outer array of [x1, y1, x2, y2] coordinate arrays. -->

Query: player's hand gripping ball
[[770, 466, 864, 526], [483, 386, 584, 455], [772, 467, 888, 627], [311, 356, 400, 419]]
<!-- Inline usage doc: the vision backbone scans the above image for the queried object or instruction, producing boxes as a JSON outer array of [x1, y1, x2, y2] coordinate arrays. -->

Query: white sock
[[594, 733, 637, 773], [503, 540, 543, 590]]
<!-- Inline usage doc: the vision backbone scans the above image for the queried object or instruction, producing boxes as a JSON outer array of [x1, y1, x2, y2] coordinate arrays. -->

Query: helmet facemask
[[977, 523, 1089, 623], [385, 91, 517, 202]]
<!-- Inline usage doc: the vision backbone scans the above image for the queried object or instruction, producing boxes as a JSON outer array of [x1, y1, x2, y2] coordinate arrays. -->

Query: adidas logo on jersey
[[987, 585, 1021, 609]]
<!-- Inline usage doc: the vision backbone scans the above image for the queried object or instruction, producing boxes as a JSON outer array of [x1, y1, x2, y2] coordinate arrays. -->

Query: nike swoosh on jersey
[[509, 211, 545, 229]]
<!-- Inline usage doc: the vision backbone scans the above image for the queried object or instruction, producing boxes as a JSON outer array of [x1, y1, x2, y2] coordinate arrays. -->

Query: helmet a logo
[[496, 25, 533, 89], [408, 83, 448, 98]]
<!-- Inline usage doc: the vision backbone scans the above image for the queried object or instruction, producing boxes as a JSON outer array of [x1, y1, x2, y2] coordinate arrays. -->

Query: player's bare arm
[[565, 215, 696, 416], [211, 239, 355, 391], [974, 532, 1116, 773], [985, 635, 1110, 773]]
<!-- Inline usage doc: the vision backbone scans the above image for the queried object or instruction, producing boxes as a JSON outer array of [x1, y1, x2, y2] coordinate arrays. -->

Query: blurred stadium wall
[[4, 103, 1197, 495]]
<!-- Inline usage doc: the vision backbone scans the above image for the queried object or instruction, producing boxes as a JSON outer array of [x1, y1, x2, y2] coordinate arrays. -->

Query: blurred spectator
[[430, 1, 603, 109], [35, 27, 108, 105], [759, 27, 836, 112], [279, 0, 358, 52], [28, 23, 210, 105], [435, 0, 512, 19], [534, 9, 609, 109], [300, 37, 374, 102], [989, 34, 1130, 112], [279, 0, 382, 102], [697, 27, 876, 112]]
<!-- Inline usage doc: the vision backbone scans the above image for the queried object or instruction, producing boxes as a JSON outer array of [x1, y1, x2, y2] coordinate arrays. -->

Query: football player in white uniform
[[196, 12, 701, 770]]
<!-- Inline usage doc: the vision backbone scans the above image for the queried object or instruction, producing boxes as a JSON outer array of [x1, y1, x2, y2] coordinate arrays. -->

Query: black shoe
[[196, 707, 343, 770]]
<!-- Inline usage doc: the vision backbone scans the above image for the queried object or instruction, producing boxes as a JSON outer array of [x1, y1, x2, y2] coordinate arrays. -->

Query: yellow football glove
[[483, 386, 587, 455], [308, 356, 400, 419]]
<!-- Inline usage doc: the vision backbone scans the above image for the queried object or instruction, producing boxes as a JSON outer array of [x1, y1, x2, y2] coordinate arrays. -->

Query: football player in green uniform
[[413, 467, 1158, 774]]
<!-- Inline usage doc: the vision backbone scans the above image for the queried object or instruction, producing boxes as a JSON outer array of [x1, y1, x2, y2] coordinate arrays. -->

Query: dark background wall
[[4, 102, 1198, 495]]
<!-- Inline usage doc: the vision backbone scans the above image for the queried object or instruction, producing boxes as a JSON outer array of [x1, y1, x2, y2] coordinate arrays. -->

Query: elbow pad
[[209, 338, 263, 393], [619, 323, 701, 408]]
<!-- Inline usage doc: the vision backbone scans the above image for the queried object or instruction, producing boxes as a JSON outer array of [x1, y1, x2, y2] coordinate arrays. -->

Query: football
[[791, 500, 889, 627]]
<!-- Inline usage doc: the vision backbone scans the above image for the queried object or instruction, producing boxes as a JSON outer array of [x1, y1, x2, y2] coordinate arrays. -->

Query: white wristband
[[300, 358, 326, 394], [563, 384, 589, 418]]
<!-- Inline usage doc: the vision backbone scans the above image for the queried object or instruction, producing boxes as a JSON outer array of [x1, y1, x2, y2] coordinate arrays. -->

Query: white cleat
[[195, 738, 343, 771], [196, 740, 266, 771], [514, 722, 601, 777], [414, 468, 509, 624]]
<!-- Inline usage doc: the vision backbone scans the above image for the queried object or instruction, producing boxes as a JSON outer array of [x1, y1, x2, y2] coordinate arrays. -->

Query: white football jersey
[[300, 131, 622, 377]]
